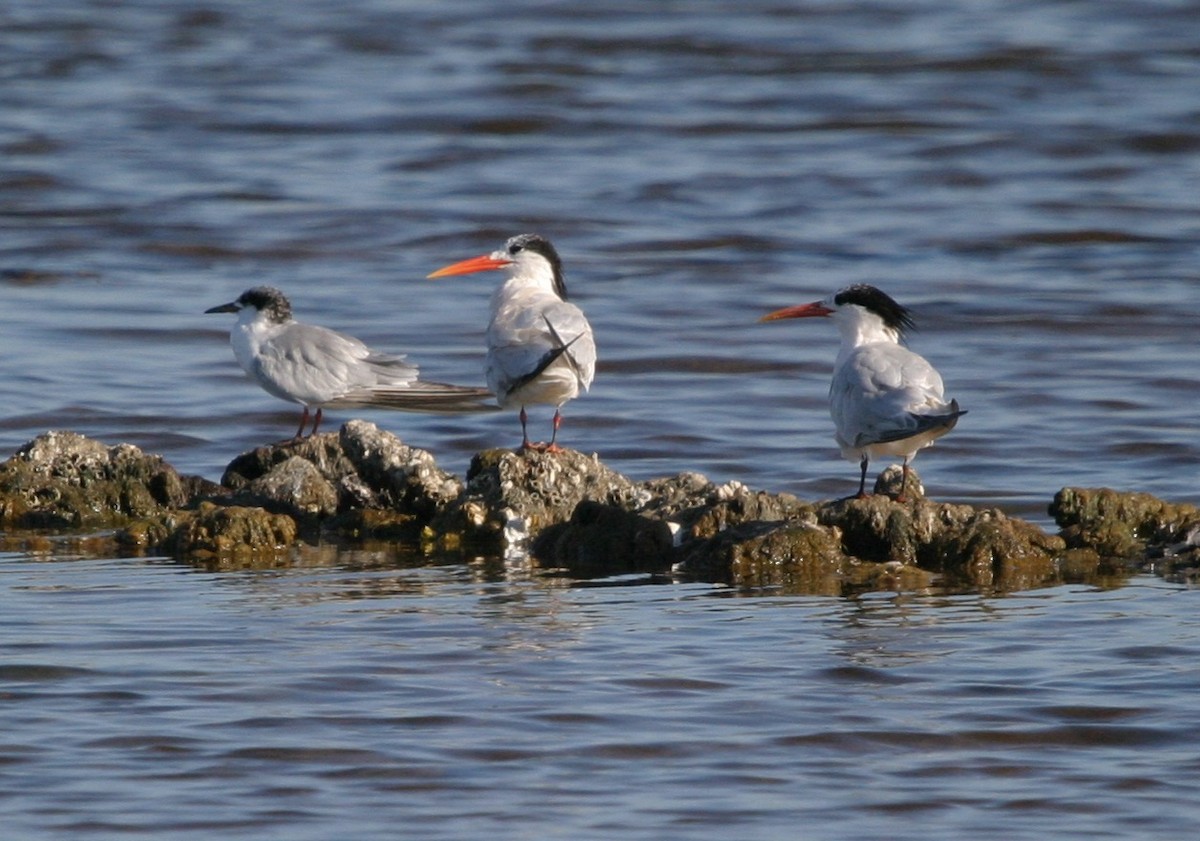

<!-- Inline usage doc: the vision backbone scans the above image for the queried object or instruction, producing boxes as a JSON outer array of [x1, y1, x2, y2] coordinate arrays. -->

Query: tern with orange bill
[[760, 284, 964, 501], [428, 234, 595, 452]]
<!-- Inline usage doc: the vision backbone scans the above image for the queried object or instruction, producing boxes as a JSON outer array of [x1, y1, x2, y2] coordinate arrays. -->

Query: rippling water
[[4, 553, 1200, 840], [2, 0, 1199, 836]]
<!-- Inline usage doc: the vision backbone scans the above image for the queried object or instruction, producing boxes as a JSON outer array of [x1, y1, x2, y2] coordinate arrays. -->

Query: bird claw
[[519, 440, 563, 454]]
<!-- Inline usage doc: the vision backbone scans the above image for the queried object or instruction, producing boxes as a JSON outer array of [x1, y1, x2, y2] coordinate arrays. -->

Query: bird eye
[[508, 243, 523, 255]]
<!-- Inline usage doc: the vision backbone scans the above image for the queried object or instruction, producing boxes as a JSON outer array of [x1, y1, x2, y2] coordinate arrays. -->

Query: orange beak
[[759, 301, 834, 322], [426, 254, 511, 279]]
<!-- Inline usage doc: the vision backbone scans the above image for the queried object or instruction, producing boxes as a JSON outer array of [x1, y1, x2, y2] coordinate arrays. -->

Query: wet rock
[[0, 431, 194, 528], [245, 456, 340, 518], [818, 494, 976, 566], [218, 421, 461, 526], [433, 447, 645, 551], [221, 432, 352, 490], [679, 519, 848, 590], [927, 509, 1063, 591], [161, 501, 297, 563], [532, 500, 675, 576], [683, 480, 812, 541], [337, 420, 463, 517], [1051, 487, 1200, 561], [9, 428, 1193, 592], [873, 463, 922, 499], [817, 493, 1065, 590]]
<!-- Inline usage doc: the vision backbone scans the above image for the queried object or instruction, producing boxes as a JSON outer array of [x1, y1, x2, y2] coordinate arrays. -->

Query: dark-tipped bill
[[759, 301, 833, 322], [427, 254, 511, 279], [205, 301, 241, 314]]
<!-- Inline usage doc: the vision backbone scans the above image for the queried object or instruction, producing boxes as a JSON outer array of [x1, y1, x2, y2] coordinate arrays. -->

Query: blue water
[[2, 0, 1200, 837], [2, 553, 1199, 840]]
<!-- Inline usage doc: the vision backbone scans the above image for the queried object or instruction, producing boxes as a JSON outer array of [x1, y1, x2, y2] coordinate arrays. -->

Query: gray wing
[[831, 344, 958, 448], [487, 299, 595, 399], [257, 322, 419, 405]]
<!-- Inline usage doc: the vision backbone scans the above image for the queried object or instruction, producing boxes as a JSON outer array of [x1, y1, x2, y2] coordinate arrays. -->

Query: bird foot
[[519, 441, 564, 454]]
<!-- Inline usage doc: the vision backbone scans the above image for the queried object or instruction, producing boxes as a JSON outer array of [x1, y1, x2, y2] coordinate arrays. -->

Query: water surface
[[2, 1, 1199, 837]]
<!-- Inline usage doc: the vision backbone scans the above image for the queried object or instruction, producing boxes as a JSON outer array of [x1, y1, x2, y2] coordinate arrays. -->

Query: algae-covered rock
[[679, 519, 854, 592], [0, 431, 192, 528], [817, 493, 1065, 590], [928, 509, 1064, 591], [532, 500, 674, 576], [685, 481, 812, 541], [162, 501, 297, 562], [1050, 487, 1200, 560], [9, 427, 1195, 592]]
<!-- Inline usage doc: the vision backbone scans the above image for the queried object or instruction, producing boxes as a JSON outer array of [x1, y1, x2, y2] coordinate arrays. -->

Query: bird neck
[[835, 311, 902, 352], [236, 309, 290, 349], [492, 270, 561, 310]]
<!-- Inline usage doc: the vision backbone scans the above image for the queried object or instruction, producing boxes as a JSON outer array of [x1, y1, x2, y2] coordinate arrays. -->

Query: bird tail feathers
[[330, 381, 499, 414], [867, 400, 966, 446]]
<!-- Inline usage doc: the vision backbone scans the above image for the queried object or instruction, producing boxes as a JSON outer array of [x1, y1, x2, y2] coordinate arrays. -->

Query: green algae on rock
[[159, 501, 298, 565], [1050, 487, 1200, 578], [0, 430, 200, 529]]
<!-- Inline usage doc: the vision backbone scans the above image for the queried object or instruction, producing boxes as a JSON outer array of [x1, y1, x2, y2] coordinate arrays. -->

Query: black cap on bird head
[[833, 284, 914, 335]]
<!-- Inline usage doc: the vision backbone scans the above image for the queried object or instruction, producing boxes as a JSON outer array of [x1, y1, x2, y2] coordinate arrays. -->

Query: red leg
[[544, 408, 565, 453], [896, 458, 910, 503], [309, 407, 323, 437], [292, 407, 310, 441], [519, 406, 532, 450]]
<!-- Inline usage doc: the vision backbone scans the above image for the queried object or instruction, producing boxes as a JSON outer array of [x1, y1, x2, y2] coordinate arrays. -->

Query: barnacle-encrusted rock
[[7, 429, 1195, 592], [246, 456, 340, 518], [1050, 487, 1200, 561], [432, 447, 645, 550], [218, 421, 461, 525], [0, 430, 197, 528], [337, 420, 462, 516], [221, 432, 353, 491]]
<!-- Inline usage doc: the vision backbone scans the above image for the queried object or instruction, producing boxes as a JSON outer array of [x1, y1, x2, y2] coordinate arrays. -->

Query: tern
[[427, 233, 596, 452], [206, 286, 495, 440], [761, 284, 965, 501]]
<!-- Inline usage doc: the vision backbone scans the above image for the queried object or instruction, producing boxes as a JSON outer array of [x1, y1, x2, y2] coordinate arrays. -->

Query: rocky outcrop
[[1050, 487, 1200, 581], [431, 447, 646, 554], [0, 431, 211, 529], [2, 427, 1194, 591]]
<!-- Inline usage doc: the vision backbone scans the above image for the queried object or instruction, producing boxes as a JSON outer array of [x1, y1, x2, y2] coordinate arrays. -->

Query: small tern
[[206, 286, 495, 440], [427, 233, 596, 452], [761, 284, 965, 501]]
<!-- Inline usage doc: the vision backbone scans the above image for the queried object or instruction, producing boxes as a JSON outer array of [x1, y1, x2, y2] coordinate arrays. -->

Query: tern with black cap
[[761, 284, 965, 501], [428, 234, 596, 452]]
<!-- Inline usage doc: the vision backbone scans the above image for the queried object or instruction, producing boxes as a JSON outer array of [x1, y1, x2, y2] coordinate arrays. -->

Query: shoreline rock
[[0, 426, 1193, 591]]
